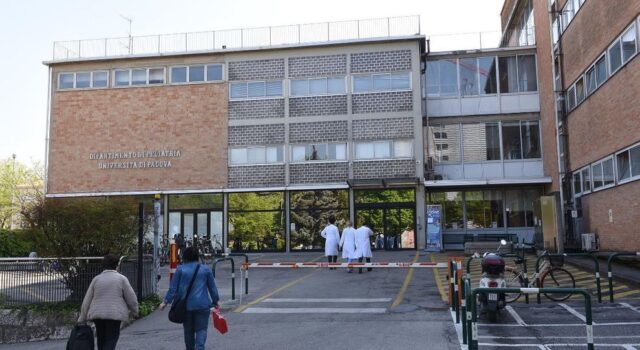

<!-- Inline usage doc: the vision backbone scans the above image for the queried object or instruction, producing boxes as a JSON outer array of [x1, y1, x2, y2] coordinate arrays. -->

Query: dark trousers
[[183, 309, 210, 350], [358, 257, 372, 273], [94, 319, 121, 350], [327, 255, 337, 269]]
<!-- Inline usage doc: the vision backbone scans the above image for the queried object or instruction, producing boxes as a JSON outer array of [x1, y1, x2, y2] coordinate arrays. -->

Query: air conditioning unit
[[581, 233, 597, 251]]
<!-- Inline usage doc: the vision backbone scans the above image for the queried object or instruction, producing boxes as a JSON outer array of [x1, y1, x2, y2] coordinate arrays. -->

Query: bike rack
[[461, 279, 471, 345], [499, 253, 530, 304], [228, 253, 249, 295], [607, 252, 640, 302], [534, 252, 602, 303], [448, 258, 463, 323], [468, 287, 594, 350], [212, 257, 236, 301]]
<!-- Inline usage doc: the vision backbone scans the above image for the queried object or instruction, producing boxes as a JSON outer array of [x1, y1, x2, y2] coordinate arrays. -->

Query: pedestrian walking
[[339, 220, 357, 273], [77, 254, 139, 350], [176, 233, 186, 263], [160, 247, 220, 350], [320, 215, 340, 269], [354, 222, 375, 274]]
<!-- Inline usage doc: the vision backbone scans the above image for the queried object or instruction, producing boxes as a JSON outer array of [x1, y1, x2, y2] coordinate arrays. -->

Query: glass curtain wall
[[354, 189, 416, 249], [228, 192, 285, 252], [289, 190, 349, 250], [168, 194, 222, 247]]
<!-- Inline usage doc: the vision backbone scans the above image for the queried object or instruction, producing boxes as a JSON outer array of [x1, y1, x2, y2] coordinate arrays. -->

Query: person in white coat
[[354, 222, 375, 274], [339, 220, 357, 273], [320, 215, 340, 270]]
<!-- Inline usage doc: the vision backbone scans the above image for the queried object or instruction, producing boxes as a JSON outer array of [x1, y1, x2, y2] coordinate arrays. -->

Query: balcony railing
[[428, 28, 535, 52], [51, 15, 421, 61]]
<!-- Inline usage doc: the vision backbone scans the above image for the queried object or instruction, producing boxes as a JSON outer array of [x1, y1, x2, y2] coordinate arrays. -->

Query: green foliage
[[137, 294, 162, 319], [0, 157, 43, 229], [228, 192, 285, 251], [290, 190, 349, 249], [0, 229, 36, 257]]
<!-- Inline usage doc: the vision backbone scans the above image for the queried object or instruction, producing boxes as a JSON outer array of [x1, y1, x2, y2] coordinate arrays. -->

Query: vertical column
[[347, 53, 354, 181], [285, 191, 291, 253], [413, 44, 426, 250], [223, 192, 228, 251], [284, 57, 290, 186]]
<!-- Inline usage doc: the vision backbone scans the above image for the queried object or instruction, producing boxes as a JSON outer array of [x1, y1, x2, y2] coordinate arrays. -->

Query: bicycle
[[504, 251, 576, 302]]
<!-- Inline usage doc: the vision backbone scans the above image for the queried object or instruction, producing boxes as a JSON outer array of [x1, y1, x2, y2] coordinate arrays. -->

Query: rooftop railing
[[428, 28, 535, 52], [52, 15, 421, 61]]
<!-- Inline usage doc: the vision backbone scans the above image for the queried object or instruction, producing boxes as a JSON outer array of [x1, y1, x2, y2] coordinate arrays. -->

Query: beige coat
[[78, 270, 139, 322]]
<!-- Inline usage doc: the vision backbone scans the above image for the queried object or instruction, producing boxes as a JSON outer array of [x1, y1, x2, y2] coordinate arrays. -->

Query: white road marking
[[479, 321, 640, 327], [622, 345, 638, 350], [559, 303, 590, 323], [243, 307, 387, 314], [479, 343, 640, 348], [478, 335, 640, 340], [449, 310, 466, 350], [506, 305, 527, 326], [263, 298, 392, 303], [621, 302, 640, 314]]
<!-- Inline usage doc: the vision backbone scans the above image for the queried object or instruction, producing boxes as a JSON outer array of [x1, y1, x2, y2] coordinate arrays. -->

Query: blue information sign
[[425, 205, 442, 252]]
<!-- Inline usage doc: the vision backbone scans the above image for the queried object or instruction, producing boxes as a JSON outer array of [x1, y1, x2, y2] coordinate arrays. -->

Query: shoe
[[348, 269, 353, 273]]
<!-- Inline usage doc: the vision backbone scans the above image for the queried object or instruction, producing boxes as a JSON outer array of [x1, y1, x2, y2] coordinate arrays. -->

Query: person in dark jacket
[[160, 247, 220, 350]]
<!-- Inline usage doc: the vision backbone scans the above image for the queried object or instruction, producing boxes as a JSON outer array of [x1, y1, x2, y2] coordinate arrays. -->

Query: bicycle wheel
[[541, 267, 575, 301], [504, 270, 524, 303]]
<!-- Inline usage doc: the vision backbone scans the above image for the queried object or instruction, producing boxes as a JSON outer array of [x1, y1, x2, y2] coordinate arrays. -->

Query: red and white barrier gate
[[242, 261, 449, 270]]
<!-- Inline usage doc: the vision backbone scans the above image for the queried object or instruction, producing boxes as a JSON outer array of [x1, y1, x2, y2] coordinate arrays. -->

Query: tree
[[290, 190, 348, 249], [0, 156, 43, 229]]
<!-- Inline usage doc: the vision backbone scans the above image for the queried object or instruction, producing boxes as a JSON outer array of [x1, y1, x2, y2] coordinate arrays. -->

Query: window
[[428, 192, 464, 229], [622, 24, 637, 63], [149, 68, 164, 84], [207, 65, 223, 81], [506, 189, 538, 227], [436, 144, 449, 151], [429, 125, 460, 164], [59, 73, 74, 89], [354, 140, 412, 160], [609, 40, 622, 73], [466, 190, 504, 229], [592, 157, 615, 190], [230, 80, 283, 99], [595, 56, 607, 86], [518, 55, 537, 92], [171, 64, 222, 84], [290, 143, 347, 162], [58, 71, 110, 90], [573, 172, 582, 196], [502, 122, 522, 160], [426, 60, 458, 97], [290, 190, 349, 250], [478, 56, 498, 94], [567, 85, 576, 111], [581, 167, 591, 193], [75, 72, 90, 88], [459, 58, 479, 96], [114, 70, 130, 86], [575, 77, 585, 104], [616, 144, 640, 183], [463, 123, 500, 162], [585, 67, 596, 95], [113, 67, 164, 87], [352, 72, 410, 93], [498, 56, 518, 93], [131, 69, 146, 85], [171, 67, 187, 83], [290, 77, 345, 97], [229, 146, 283, 165], [521, 121, 541, 159], [228, 192, 285, 252], [92, 71, 108, 88], [189, 65, 205, 82]]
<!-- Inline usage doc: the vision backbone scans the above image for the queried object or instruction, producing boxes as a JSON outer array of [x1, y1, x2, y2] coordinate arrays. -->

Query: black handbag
[[169, 264, 201, 324], [66, 324, 94, 350]]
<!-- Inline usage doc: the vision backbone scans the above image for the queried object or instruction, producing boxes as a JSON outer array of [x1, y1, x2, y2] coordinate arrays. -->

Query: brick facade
[[352, 91, 413, 114], [353, 160, 415, 179], [229, 99, 285, 120], [228, 165, 285, 188], [350, 50, 412, 73], [289, 121, 348, 143], [289, 162, 349, 184], [288, 54, 347, 78], [289, 95, 348, 117], [228, 59, 285, 80], [352, 117, 414, 140], [228, 124, 285, 146]]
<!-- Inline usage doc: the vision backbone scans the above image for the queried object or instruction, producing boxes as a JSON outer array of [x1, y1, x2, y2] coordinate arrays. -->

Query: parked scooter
[[475, 239, 508, 322]]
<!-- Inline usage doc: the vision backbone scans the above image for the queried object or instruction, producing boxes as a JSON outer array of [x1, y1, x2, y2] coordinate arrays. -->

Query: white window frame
[[229, 80, 284, 101], [351, 72, 412, 94], [615, 142, 640, 185], [169, 64, 224, 85], [608, 38, 624, 75], [566, 85, 576, 111], [574, 76, 585, 104], [147, 67, 166, 85], [58, 71, 110, 90], [353, 140, 413, 160], [591, 156, 616, 192], [228, 145, 283, 166], [621, 22, 638, 64], [288, 142, 348, 163], [289, 76, 347, 97]]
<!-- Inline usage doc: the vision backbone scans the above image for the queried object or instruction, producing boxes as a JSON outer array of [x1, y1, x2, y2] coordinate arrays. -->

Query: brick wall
[[228, 124, 285, 146], [351, 50, 412, 73], [353, 160, 415, 179], [228, 59, 285, 80], [228, 165, 285, 188], [289, 95, 348, 117], [229, 99, 285, 120], [581, 180, 640, 251], [48, 84, 228, 194], [352, 91, 413, 114], [288, 54, 347, 78], [289, 121, 348, 143], [289, 162, 349, 184], [352, 117, 414, 140]]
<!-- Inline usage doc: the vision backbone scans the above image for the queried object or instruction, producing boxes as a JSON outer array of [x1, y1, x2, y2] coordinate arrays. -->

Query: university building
[[44, 3, 640, 252]]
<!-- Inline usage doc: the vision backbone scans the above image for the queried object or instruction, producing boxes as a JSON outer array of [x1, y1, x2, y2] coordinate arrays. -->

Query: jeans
[[183, 308, 210, 350], [94, 319, 121, 350]]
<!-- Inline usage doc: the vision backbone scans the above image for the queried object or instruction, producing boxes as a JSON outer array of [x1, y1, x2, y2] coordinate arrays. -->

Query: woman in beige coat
[[78, 255, 139, 350]]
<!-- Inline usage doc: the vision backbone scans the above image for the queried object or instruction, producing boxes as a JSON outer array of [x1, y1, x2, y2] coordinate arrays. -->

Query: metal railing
[[427, 27, 535, 52], [0, 256, 155, 305], [52, 16, 421, 61]]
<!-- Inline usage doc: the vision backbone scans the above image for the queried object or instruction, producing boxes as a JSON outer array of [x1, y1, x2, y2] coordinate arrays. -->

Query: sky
[[0, 0, 504, 165]]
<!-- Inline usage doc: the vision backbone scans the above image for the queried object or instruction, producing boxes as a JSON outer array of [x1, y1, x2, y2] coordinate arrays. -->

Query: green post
[[535, 252, 602, 303], [607, 252, 639, 302]]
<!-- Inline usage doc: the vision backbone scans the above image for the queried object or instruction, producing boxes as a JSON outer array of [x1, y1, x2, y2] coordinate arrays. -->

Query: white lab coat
[[354, 225, 374, 258], [321, 224, 340, 256], [339, 227, 357, 260]]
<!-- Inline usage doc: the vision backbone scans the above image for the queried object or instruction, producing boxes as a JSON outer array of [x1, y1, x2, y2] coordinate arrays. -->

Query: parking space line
[[391, 251, 420, 308], [621, 302, 640, 314], [479, 321, 640, 327], [622, 345, 638, 350], [243, 307, 387, 314], [506, 305, 527, 326], [480, 344, 640, 348], [558, 303, 590, 323], [431, 254, 448, 302]]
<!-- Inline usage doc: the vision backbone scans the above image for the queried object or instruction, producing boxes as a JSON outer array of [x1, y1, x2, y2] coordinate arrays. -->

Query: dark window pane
[[466, 190, 504, 229], [499, 56, 518, 93], [581, 168, 591, 192], [502, 122, 522, 160], [575, 78, 584, 103], [207, 65, 223, 81], [521, 121, 541, 159], [478, 56, 497, 94], [171, 67, 187, 83], [631, 145, 640, 177], [517, 55, 537, 92], [573, 173, 582, 195], [169, 194, 223, 210], [617, 151, 631, 181], [459, 58, 479, 96], [609, 41, 622, 72], [567, 86, 576, 110], [595, 57, 607, 86], [506, 190, 525, 227]]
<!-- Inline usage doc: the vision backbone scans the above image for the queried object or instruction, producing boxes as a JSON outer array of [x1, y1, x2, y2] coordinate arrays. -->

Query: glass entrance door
[[355, 207, 416, 249]]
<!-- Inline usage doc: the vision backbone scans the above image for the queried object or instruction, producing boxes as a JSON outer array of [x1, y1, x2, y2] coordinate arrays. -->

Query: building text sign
[[88, 150, 182, 170]]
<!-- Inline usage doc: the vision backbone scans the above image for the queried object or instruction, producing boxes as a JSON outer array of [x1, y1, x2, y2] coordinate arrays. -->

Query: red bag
[[212, 308, 228, 334]]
